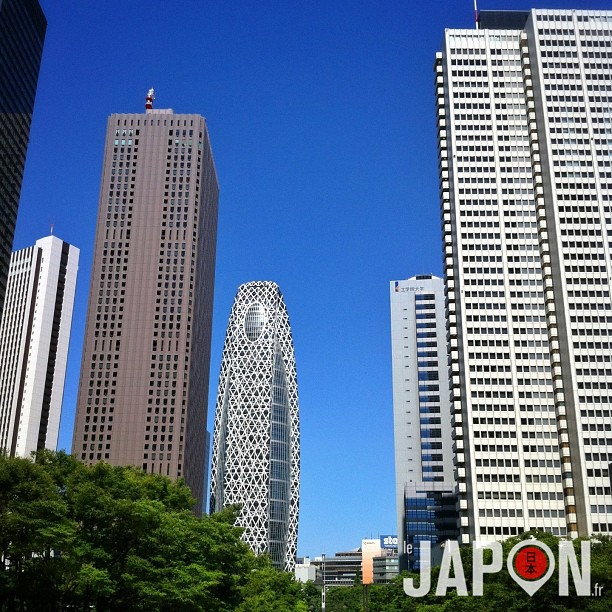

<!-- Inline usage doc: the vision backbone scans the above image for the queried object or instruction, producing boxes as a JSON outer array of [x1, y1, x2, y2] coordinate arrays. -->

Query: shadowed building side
[[0, 0, 46, 314]]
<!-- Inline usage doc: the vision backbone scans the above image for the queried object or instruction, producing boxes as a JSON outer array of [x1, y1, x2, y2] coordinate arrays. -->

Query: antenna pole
[[145, 88, 155, 110], [474, 0, 479, 30]]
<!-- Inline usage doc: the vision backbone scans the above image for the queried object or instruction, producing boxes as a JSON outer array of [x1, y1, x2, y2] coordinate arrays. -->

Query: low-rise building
[[373, 555, 399, 584], [294, 557, 320, 583]]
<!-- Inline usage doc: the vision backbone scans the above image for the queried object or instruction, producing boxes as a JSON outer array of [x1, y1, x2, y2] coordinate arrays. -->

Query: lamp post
[[321, 553, 326, 611]]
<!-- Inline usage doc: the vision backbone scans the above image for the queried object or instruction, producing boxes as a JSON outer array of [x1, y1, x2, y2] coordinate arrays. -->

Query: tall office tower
[[0, 0, 46, 315], [437, 8, 612, 544], [210, 281, 300, 571], [390, 275, 457, 570], [0, 235, 78, 457], [72, 94, 219, 513]]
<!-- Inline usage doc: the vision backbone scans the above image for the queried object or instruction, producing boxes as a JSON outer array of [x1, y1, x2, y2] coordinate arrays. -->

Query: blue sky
[[17, 0, 611, 559]]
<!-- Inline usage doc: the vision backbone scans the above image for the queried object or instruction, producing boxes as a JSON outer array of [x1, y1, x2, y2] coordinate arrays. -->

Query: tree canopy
[[3, 453, 612, 611], [0, 452, 308, 611]]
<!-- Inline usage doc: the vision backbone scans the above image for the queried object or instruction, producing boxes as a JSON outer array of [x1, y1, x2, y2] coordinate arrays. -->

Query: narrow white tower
[[210, 281, 300, 571], [390, 275, 457, 571], [0, 235, 79, 457]]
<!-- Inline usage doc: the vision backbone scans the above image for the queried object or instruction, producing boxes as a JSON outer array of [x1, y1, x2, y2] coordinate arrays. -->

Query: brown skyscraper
[[73, 92, 218, 512]]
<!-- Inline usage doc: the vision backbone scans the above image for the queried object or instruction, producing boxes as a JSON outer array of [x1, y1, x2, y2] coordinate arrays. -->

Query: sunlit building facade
[[72, 96, 219, 513], [437, 8, 612, 544], [0, 235, 78, 457], [210, 281, 300, 571], [390, 275, 457, 569]]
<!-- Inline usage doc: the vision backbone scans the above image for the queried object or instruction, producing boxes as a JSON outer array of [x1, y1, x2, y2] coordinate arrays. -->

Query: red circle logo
[[513, 545, 549, 580]]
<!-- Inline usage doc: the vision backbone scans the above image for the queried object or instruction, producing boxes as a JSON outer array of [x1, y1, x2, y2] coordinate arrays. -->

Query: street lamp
[[321, 553, 326, 611]]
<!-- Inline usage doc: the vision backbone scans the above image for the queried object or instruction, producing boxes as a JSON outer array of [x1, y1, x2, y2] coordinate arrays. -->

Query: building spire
[[145, 88, 155, 110], [474, 0, 479, 30]]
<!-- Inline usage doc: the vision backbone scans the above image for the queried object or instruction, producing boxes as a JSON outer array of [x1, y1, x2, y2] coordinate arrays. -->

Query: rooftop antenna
[[474, 0, 479, 30], [145, 88, 155, 110], [50, 223, 54, 235]]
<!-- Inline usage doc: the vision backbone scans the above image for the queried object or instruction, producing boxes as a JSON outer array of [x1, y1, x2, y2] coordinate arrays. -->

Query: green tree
[[325, 584, 363, 611], [4, 453, 612, 611], [0, 452, 76, 610], [0, 452, 256, 611], [367, 577, 418, 612], [300, 580, 322, 612], [236, 556, 309, 611]]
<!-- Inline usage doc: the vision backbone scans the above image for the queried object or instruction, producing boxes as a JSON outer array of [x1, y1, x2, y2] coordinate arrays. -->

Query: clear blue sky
[[16, 0, 611, 559]]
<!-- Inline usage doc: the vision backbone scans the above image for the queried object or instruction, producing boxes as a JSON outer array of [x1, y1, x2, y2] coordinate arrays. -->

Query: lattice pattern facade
[[210, 281, 300, 571]]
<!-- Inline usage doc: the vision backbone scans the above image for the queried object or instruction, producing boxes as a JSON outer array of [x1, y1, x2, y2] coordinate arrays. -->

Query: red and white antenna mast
[[474, 0, 479, 30], [145, 88, 155, 110]]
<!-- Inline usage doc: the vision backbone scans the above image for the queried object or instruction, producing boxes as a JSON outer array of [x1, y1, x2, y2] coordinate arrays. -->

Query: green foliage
[[0, 452, 270, 611], [300, 580, 322, 612], [236, 556, 309, 611], [4, 453, 612, 611], [326, 584, 364, 611]]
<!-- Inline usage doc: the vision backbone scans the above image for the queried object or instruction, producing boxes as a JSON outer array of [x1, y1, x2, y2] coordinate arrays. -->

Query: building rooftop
[[478, 10, 530, 30]]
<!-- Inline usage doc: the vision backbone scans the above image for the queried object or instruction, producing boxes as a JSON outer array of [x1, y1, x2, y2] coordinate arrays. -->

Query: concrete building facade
[[313, 551, 362, 588], [372, 555, 399, 584], [72, 95, 218, 513], [0, 235, 78, 457], [437, 8, 612, 543]]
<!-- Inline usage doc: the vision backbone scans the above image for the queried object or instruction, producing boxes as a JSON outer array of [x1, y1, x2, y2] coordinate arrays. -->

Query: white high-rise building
[[390, 275, 457, 570], [0, 235, 78, 457], [437, 8, 612, 544], [210, 281, 300, 571]]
